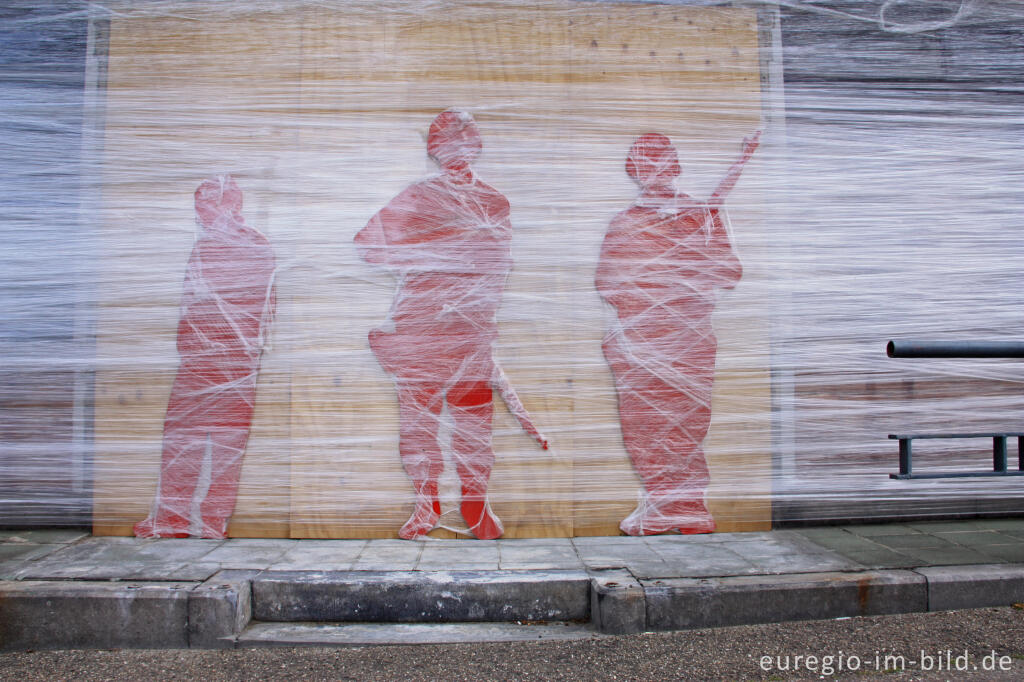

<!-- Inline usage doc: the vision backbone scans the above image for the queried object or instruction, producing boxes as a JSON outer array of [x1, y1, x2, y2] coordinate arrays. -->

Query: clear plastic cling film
[[1, 0, 1023, 538]]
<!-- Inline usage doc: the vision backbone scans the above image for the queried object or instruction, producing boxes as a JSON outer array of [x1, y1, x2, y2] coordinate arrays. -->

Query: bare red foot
[[133, 517, 189, 539], [399, 499, 441, 540], [198, 518, 230, 539], [461, 498, 503, 539], [619, 502, 715, 536]]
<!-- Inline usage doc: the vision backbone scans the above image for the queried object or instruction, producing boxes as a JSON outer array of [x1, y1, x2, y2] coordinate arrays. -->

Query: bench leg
[[993, 436, 1008, 473], [898, 438, 912, 477]]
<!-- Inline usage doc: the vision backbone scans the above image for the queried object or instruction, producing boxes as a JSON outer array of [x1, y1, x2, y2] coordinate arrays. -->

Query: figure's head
[[427, 109, 482, 169], [194, 175, 243, 228], [625, 133, 681, 189]]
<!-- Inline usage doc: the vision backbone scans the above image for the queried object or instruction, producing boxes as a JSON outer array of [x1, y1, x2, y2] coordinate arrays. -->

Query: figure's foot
[[133, 516, 189, 539], [461, 498, 503, 540], [399, 499, 441, 540], [619, 499, 715, 536], [198, 518, 229, 540]]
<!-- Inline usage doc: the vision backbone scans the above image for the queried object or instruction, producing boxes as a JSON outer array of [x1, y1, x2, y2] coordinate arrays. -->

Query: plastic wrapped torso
[[598, 195, 742, 362], [359, 174, 512, 378], [177, 225, 276, 367]]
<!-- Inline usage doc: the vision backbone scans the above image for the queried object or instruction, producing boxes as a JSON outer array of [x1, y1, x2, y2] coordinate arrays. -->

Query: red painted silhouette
[[134, 175, 276, 539], [355, 110, 546, 540], [596, 131, 760, 535]]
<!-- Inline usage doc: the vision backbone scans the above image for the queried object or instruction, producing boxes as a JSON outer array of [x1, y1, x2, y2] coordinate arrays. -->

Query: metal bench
[[886, 340, 1024, 480], [889, 433, 1024, 480]]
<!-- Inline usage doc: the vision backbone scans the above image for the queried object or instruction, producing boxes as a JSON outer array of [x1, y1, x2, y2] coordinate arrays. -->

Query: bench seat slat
[[889, 433, 1024, 439]]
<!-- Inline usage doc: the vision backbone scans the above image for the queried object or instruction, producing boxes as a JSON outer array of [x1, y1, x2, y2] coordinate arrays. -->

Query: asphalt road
[[1, 607, 1022, 681]]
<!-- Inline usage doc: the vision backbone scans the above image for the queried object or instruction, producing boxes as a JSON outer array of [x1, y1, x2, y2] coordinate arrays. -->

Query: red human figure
[[596, 131, 760, 535], [134, 175, 276, 539], [355, 110, 546, 540]]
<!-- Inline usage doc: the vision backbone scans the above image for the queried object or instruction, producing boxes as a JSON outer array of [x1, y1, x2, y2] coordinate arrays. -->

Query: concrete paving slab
[[647, 531, 786, 544], [0, 580, 195, 651], [723, 536, 864, 574], [722, 536, 819, 559], [419, 542, 499, 570], [637, 534, 714, 545], [934, 530, 1018, 546], [643, 543, 757, 577], [745, 553, 863, 575], [28, 536, 219, 570], [905, 520, 988, 533], [0, 529, 89, 544], [971, 543, 1024, 563], [12, 538, 227, 578], [201, 544, 291, 570], [499, 543, 584, 570], [127, 563, 225, 581], [844, 549, 922, 569], [238, 621, 602, 646], [415, 538, 498, 547], [217, 539, 300, 549], [358, 539, 418, 549], [251, 570, 591, 623], [843, 524, 921, 537], [871, 534, 957, 550], [571, 536, 642, 548], [133, 538, 224, 560], [78, 562, 194, 581], [489, 538, 570, 548], [587, 557, 675, 574], [973, 519, 1024, 531], [269, 543, 368, 571], [0, 542, 63, 563], [349, 543, 423, 571], [795, 527, 861, 542], [900, 546, 1003, 566], [642, 570, 927, 631], [795, 530, 893, 555], [0, 560, 31, 579], [917, 564, 1024, 611], [84, 535, 152, 544], [573, 542, 664, 570], [31, 538, 142, 563]]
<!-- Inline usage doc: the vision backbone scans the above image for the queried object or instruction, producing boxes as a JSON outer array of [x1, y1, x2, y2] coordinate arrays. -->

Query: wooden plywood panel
[[94, 1, 770, 538]]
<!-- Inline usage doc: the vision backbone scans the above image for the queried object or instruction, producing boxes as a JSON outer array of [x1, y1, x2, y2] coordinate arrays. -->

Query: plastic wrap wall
[[2, 0, 1023, 538]]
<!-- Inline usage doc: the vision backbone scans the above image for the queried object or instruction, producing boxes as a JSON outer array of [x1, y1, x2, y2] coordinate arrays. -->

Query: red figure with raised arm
[[595, 131, 759, 535], [134, 175, 276, 539], [355, 110, 546, 540]]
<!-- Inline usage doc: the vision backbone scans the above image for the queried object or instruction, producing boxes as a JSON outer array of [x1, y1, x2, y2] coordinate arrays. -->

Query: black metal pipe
[[887, 340, 1024, 359]]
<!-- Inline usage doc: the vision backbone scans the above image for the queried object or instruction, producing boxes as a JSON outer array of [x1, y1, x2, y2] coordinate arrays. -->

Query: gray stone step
[[251, 569, 591, 623], [642, 570, 929, 631], [238, 621, 603, 646]]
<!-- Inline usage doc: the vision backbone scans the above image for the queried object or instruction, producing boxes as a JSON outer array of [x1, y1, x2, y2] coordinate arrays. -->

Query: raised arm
[[708, 130, 761, 207]]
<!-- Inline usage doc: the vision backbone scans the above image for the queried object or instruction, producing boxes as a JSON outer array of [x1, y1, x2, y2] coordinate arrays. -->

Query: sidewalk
[[2, 519, 1024, 650]]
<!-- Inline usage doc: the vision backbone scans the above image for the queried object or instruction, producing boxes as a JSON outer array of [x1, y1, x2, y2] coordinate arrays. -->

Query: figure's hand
[[742, 130, 762, 160]]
